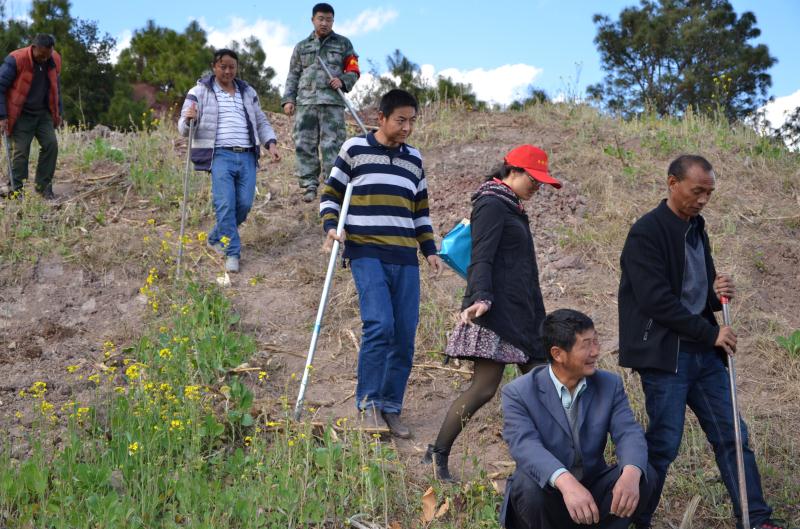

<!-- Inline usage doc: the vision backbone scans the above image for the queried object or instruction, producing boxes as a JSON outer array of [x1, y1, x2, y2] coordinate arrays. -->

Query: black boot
[[422, 444, 456, 483]]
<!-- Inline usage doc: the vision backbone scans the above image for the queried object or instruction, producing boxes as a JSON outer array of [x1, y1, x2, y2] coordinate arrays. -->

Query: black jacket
[[618, 199, 723, 373], [463, 195, 546, 361]]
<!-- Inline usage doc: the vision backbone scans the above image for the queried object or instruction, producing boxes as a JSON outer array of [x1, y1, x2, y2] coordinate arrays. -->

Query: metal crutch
[[4, 134, 16, 195], [176, 119, 195, 279], [316, 56, 369, 133], [294, 58, 369, 420], [721, 295, 750, 529]]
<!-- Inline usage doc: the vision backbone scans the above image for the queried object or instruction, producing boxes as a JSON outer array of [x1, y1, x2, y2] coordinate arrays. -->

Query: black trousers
[[505, 464, 657, 529]]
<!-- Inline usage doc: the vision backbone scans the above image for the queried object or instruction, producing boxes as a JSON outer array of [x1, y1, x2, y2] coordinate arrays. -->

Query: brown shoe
[[382, 412, 411, 439], [360, 404, 388, 431]]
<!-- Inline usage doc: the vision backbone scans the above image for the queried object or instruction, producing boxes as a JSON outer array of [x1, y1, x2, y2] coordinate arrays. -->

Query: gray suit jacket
[[499, 366, 647, 524]]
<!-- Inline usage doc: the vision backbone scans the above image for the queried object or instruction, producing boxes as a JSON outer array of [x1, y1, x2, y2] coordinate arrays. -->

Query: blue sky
[[5, 0, 799, 119]]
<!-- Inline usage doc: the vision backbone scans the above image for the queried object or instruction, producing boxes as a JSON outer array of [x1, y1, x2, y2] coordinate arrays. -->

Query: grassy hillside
[[0, 102, 798, 528]]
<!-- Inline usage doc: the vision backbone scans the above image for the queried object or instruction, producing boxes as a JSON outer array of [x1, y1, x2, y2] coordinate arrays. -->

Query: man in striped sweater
[[319, 89, 443, 437]]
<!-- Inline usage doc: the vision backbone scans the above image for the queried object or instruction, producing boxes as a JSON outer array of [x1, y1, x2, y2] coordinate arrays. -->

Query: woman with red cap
[[423, 144, 561, 482]]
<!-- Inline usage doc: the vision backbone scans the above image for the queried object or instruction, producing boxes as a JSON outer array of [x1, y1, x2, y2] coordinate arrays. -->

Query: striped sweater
[[320, 133, 437, 265]]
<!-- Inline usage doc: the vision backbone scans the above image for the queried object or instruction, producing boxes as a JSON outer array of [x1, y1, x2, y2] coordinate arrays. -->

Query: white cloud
[[435, 64, 544, 106], [336, 8, 398, 37], [110, 29, 132, 64], [761, 89, 800, 129], [3, 0, 31, 22], [348, 63, 545, 109], [196, 16, 295, 90]]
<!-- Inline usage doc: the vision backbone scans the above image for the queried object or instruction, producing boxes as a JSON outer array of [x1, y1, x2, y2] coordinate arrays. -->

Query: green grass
[[0, 275, 410, 528], [0, 262, 502, 528]]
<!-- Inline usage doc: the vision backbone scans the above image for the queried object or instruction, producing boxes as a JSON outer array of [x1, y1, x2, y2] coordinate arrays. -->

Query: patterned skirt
[[444, 321, 529, 365]]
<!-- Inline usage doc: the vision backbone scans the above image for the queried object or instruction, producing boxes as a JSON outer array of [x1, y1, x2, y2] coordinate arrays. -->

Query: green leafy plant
[[776, 330, 800, 358]]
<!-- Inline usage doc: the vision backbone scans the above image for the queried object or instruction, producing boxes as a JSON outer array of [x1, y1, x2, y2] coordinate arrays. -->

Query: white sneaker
[[225, 256, 239, 273]]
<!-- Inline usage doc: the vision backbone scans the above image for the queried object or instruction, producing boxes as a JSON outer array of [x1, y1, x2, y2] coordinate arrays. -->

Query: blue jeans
[[350, 257, 420, 414], [208, 149, 256, 258], [635, 351, 772, 528]]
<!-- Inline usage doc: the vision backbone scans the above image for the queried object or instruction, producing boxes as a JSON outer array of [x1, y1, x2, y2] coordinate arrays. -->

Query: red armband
[[343, 54, 360, 77]]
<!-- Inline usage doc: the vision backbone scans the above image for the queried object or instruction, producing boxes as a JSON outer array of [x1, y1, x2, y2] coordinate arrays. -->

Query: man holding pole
[[319, 89, 442, 438], [283, 2, 360, 203], [0, 34, 62, 199], [618, 155, 790, 529]]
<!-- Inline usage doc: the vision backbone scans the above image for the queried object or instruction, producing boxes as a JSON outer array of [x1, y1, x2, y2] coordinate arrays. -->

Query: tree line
[[0, 0, 279, 129], [1, 0, 797, 143]]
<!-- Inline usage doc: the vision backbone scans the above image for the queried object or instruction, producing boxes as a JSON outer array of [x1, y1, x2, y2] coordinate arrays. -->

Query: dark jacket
[[463, 194, 546, 361], [618, 199, 723, 373], [0, 46, 63, 134]]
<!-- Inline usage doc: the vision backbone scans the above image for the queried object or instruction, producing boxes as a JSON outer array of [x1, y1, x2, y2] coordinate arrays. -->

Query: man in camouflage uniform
[[282, 2, 360, 202]]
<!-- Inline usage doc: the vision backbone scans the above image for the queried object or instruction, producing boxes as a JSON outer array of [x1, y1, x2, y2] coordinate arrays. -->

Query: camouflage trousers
[[293, 104, 346, 190]]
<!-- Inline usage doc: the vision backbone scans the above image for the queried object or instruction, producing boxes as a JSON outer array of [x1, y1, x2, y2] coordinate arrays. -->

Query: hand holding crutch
[[294, 58, 369, 420]]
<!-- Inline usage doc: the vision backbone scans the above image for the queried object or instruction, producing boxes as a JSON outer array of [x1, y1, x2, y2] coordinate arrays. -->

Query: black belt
[[219, 146, 255, 153]]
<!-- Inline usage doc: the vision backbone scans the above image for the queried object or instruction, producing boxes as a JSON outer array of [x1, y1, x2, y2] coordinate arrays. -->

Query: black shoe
[[422, 444, 456, 483], [382, 412, 411, 439], [301, 188, 317, 203], [755, 520, 798, 529], [37, 188, 56, 200], [2, 187, 23, 199]]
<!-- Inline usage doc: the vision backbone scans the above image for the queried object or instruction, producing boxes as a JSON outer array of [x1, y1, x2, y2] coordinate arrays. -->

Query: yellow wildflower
[[169, 419, 184, 432], [114, 386, 126, 394], [258, 371, 267, 381], [66, 365, 79, 373], [147, 218, 155, 226], [125, 364, 141, 380], [88, 374, 100, 384], [196, 231, 208, 242], [128, 441, 139, 455], [287, 439, 295, 447], [244, 436, 253, 447], [183, 386, 201, 401], [159, 326, 168, 333], [158, 348, 172, 359], [31, 381, 47, 398], [220, 235, 231, 246], [40, 400, 54, 414], [14, 411, 23, 419]]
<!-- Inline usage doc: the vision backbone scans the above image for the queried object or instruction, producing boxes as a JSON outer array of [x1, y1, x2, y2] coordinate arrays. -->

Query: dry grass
[[1, 102, 798, 528]]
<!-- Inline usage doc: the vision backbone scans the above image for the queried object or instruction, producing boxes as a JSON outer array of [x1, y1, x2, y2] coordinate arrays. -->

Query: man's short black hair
[[32, 34, 55, 48], [379, 89, 418, 118], [668, 154, 713, 181], [313, 3, 334, 16], [541, 309, 595, 363], [212, 48, 239, 65]]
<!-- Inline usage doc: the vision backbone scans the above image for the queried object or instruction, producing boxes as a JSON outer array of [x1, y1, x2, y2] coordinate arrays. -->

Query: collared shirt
[[212, 80, 251, 148], [548, 365, 587, 486]]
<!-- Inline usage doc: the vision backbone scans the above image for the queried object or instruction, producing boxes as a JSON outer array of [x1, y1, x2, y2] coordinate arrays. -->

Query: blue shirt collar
[[548, 365, 587, 410]]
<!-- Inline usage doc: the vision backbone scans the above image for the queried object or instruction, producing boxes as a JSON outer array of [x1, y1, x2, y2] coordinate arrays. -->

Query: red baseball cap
[[504, 145, 562, 189]]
